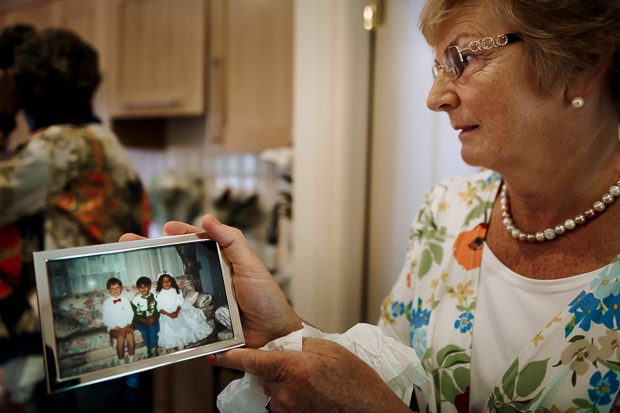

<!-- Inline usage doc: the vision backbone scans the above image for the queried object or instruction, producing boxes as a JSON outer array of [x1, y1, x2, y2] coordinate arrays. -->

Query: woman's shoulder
[[411, 170, 501, 232]]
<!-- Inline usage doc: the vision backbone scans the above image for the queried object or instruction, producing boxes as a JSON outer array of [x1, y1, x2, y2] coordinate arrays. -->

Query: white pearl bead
[[500, 197, 508, 205], [535, 232, 545, 241], [506, 225, 515, 232], [610, 186, 620, 196], [602, 194, 614, 204], [502, 217, 512, 226], [518, 233, 527, 241], [511, 229, 521, 238], [594, 201, 606, 212], [500, 204, 508, 211], [554, 225, 566, 235], [544, 228, 556, 240], [565, 219, 576, 230]]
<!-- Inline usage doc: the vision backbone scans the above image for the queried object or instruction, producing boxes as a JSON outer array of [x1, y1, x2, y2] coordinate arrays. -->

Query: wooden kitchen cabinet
[[207, 0, 293, 151], [107, 0, 207, 118]]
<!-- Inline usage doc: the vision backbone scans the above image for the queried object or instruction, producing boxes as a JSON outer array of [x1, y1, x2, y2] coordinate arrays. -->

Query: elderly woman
[[124, 0, 620, 411]]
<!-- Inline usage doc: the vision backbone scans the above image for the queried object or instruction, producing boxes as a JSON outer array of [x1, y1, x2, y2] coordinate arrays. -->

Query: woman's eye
[[462, 54, 475, 66]]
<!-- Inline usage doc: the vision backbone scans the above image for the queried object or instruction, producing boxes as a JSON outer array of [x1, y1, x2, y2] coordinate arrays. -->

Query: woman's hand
[[120, 214, 303, 348], [209, 337, 411, 413]]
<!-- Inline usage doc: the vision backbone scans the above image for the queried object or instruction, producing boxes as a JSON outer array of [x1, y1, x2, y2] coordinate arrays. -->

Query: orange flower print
[[452, 223, 488, 271]]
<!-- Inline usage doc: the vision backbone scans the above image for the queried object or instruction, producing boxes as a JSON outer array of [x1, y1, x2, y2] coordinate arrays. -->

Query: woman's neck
[[498, 126, 620, 233]]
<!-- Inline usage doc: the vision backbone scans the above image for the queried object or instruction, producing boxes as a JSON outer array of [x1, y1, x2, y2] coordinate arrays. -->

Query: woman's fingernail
[[212, 216, 223, 226], [207, 354, 217, 365]]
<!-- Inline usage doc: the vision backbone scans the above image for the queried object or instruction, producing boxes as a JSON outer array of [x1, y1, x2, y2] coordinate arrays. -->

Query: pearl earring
[[571, 97, 584, 108]]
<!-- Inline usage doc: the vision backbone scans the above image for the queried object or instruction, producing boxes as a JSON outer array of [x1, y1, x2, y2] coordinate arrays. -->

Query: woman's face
[[427, 3, 565, 173], [162, 277, 171, 290]]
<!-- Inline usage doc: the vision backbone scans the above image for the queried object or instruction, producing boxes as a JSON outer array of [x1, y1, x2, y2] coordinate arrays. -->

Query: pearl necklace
[[500, 180, 620, 242]]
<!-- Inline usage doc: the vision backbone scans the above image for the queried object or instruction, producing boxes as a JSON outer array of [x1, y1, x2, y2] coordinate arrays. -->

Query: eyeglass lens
[[443, 47, 463, 78]]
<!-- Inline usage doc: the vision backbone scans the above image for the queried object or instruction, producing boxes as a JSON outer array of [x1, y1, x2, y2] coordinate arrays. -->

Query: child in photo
[[155, 272, 213, 349], [131, 277, 160, 358], [102, 278, 135, 364]]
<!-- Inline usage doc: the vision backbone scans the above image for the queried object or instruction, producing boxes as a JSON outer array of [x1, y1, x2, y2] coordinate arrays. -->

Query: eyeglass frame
[[432, 33, 522, 79]]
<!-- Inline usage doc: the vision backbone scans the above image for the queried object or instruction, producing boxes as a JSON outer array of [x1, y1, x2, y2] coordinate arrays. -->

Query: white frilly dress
[[155, 288, 213, 349]]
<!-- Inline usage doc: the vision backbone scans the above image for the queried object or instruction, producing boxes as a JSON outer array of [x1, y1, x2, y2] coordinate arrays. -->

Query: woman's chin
[[460, 148, 486, 168]]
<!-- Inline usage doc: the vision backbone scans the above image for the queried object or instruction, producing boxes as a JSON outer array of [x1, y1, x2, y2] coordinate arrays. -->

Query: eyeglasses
[[432, 33, 522, 79]]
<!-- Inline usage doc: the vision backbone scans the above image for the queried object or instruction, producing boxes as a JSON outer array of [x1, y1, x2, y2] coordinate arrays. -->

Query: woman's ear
[[565, 57, 610, 102]]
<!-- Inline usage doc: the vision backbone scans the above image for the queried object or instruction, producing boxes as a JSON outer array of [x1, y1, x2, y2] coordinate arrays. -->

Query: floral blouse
[[0, 123, 150, 362], [379, 170, 620, 412]]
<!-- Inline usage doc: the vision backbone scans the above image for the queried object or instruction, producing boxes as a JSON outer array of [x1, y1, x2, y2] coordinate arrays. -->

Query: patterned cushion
[[54, 310, 81, 339], [55, 290, 107, 329], [56, 329, 111, 359], [195, 292, 214, 308], [215, 306, 231, 329]]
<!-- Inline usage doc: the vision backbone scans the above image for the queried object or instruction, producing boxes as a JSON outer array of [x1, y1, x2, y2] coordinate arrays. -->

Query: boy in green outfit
[[131, 277, 160, 358]]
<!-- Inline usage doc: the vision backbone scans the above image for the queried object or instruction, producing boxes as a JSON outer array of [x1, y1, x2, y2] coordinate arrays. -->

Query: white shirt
[[469, 242, 600, 411], [102, 295, 134, 331]]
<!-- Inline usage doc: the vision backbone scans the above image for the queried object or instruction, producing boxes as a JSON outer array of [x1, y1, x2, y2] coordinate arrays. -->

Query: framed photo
[[33, 233, 244, 393]]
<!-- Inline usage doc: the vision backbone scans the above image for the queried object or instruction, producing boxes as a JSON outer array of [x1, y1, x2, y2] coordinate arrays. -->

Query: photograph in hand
[[34, 234, 244, 393]]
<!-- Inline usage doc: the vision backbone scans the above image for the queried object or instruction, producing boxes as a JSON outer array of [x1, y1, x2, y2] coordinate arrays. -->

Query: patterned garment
[[379, 170, 620, 412], [0, 122, 150, 362], [131, 293, 160, 322]]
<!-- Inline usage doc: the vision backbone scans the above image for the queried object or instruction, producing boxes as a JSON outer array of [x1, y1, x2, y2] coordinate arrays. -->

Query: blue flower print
[[391, 302, 405, 319], [588, 370, 620, 406], [454, 312, 474, 333], [590, 263, 620, 299], [569, 291, 587, 314], [410, 328, 427, 358], [574, 293, 603, 332], [601, 292, 620, 329], [410, 307, 431, 329], [486, 172, 501, 184]]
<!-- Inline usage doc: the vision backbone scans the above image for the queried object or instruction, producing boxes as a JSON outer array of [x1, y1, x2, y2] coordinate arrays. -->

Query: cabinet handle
[[120, 99, 179, 111]]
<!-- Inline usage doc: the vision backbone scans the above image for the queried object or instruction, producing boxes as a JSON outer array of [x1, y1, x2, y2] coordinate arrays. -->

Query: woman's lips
[[458, 125, 479, 138]]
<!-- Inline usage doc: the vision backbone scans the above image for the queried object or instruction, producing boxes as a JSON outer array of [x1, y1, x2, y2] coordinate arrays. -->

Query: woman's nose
[[427, 72, 459, 112]]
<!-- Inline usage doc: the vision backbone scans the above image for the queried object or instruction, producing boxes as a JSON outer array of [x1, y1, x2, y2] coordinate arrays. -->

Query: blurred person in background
[[0, 26, 150, 412]]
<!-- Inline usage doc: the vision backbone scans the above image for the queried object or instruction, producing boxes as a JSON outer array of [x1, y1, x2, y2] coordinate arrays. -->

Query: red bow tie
[[113, 298, 121, 304]]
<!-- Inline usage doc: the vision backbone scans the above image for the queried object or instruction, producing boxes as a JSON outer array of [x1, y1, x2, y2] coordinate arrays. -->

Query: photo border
[[34, 233, 244, 393]]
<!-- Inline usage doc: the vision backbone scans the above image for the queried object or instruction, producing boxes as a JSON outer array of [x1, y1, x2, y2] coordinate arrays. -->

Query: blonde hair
[[420, 0, 620, 106]]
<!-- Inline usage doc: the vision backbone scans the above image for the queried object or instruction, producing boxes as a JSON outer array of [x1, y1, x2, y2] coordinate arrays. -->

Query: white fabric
[[217, 323, 431, 413], [102, 295, 133, 331], [469, 242, 601, 411], [155, 288, 213, 349]]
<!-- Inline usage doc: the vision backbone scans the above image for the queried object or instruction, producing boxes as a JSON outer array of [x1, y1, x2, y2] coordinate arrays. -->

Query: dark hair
[[0, 24, 36, 68], [136, 277, 152, 288], [156, 272, 180, 294], [106, 277, 122, 290], [12, 28, 101, 126]]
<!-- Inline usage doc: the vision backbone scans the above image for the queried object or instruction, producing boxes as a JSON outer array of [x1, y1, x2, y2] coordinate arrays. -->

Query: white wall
[[290, 0, 370, 332], [290, 1, 477, 330], [366, 0, 477, 323]]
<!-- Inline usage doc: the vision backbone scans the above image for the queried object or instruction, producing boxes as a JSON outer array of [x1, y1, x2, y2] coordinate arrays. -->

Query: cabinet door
[[0, 1, 57, 29], [208, 0, 292, 152], [108, 0, 207, 118]]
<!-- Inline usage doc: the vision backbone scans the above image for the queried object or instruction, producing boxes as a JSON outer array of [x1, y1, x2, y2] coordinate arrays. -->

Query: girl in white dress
[[154, 272, 213, 349]]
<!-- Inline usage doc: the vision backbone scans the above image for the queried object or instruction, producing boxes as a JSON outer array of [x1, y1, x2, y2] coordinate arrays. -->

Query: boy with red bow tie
[[102, 277, 135, 364]]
